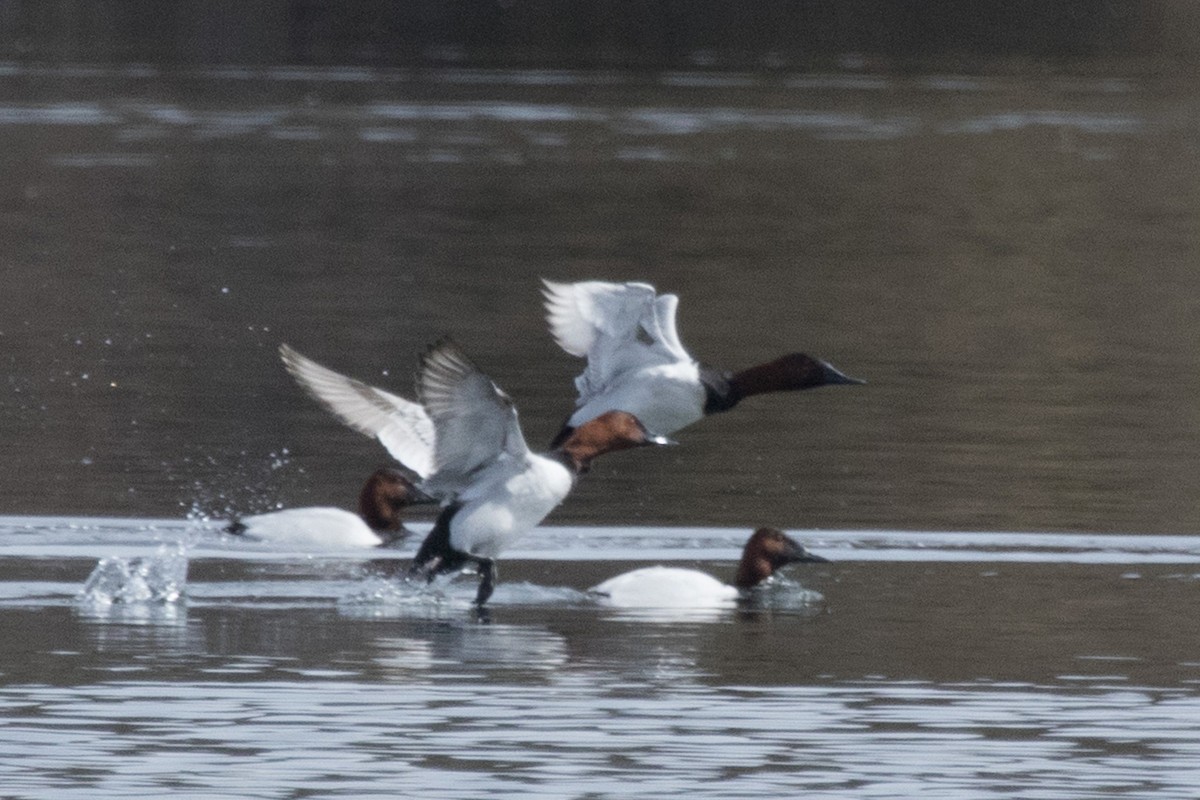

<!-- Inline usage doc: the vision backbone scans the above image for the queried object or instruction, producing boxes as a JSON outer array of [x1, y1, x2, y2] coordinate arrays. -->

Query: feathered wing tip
[[541, 278, 663, 359], [279, 343, 393, 438], [278, 343, 437, 478], [650, 292, 689, 361], [541, 278, 594, 357], [414, 337, 529, 487], [417, 337, 484, 415]]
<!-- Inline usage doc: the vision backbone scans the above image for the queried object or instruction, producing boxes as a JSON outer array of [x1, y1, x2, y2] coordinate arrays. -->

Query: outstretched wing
[[279, 344, 436, 479], [541, 279, 693, 405], [417, 338, 529, 493], [542, 279, 658, 357]]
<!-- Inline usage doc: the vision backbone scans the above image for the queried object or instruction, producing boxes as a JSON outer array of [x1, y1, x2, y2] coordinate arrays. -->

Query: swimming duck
[[589, 527, 827, 608], [542, 279, 863, 445]]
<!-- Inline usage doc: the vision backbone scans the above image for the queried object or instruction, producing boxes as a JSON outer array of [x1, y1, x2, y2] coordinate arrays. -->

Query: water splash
[[180, 447, 303, 523], [339, 575, 590, 618], [78, 543, 189, 606], [749, 575, 826, 612]]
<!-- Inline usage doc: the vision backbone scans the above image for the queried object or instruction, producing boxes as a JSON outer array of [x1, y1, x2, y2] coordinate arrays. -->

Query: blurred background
[[2, 1, 1199, 68], [1, 1, 1198, 533]]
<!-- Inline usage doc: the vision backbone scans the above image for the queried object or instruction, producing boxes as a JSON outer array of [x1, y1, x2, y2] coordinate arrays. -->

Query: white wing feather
[[542, 279, 694, 406], [542, 279, 657, 357]]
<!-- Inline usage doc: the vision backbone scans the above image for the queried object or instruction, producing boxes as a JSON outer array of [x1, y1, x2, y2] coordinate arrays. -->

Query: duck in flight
[[542, 279, 864, 446]]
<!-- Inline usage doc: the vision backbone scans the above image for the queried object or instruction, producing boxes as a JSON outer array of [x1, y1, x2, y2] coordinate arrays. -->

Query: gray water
[[4, 63, 1200, 533], [4, 61, 1200, 797], [5, 517, 1200, 797]]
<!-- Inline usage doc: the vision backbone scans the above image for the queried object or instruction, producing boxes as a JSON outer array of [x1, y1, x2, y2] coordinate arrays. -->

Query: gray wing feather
[[417, 338, 529, 494]]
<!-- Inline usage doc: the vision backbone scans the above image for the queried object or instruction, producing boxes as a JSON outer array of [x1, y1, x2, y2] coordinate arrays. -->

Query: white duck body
[[544, 280, 705, 436], [448, 451, 574, 560], [232, 507, 386, 549], [569, 360, 704, 435], [590, 565, 740, 608]]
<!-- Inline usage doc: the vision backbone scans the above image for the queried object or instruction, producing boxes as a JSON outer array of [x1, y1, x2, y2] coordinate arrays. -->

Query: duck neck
[[734, 556, 773, 590], [547, 421, 576, 451], [720, 353, 833, 410], [550, 445, 590, 476], [359, 488, 402, 534]]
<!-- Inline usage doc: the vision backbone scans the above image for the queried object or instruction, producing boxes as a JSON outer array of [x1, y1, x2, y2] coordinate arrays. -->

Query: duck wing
[[417, 338, 530, 495], [279, 344, 436, 479], [542, 279, 693, 404]]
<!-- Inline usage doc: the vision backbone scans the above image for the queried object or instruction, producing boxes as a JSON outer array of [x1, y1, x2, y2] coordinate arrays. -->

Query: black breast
[[410, 503, 468, 577], [699, 365, 739, 414]]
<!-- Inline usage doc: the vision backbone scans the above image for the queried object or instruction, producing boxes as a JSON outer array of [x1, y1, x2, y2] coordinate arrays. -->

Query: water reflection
[[77, 607, 207, 663], [75, 600, 189, 629], [2, 517, 1200, 797], [3, 675, 1198, 799], [370, 623, 569, 679]]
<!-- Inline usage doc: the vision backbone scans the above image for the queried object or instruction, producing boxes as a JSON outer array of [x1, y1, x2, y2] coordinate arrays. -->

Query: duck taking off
[[280, 339, 673, 605]]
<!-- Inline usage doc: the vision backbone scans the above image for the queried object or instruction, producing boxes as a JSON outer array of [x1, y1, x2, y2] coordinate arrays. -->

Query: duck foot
[[474, 559, 497, 607]]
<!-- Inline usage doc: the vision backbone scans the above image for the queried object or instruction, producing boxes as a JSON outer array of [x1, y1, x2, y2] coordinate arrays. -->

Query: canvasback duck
[[589, 527, 827, 608], [408, 339, 673, 606], [279, 339, 673, 605], [542, 279, 864, 445], [225, 467, 428, 548]]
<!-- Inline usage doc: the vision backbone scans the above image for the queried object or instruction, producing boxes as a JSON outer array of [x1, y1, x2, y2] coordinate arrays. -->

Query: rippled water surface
[[4, 59, 1200, 797], [4, 62, 1200, 534], [2, 517, 1200, 798]]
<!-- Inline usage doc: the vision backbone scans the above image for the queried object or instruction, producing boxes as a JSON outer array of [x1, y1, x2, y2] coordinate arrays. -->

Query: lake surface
[[3, 61, 1200, 797], [4, 515, 1200, 798], [3, 62, 1200, 533]]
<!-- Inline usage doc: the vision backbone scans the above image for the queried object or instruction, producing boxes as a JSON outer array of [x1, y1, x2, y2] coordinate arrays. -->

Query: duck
[[280, 338, 673, 605], [224, 467, 429, 548], [542, 279, 864, 445], [589, 527, 827, 608]]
